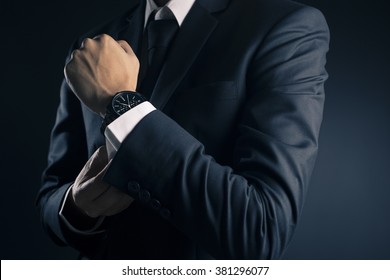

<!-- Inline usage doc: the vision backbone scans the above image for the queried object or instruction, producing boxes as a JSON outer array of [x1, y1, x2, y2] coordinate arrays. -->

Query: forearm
[[104, 109, 318, 259], [37, 80, 107, 255], [103, 5, 329, 259]]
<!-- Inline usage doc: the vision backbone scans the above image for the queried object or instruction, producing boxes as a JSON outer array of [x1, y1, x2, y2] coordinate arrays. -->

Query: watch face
[[112, 92, 144, 115]]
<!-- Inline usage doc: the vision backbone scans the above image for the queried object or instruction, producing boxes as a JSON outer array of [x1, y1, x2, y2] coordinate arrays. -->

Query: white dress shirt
[[60, 0, 195, 234], [105, 0, 195, 159]]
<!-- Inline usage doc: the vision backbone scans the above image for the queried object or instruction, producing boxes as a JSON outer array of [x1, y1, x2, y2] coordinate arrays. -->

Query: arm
[[36, 80, 108, 257], [103, 6, 330, 259], [37, 36, 137, 255]]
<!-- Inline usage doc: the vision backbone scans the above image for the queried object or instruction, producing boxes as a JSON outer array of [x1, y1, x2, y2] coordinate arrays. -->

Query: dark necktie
[[138, 8, 179, 99]]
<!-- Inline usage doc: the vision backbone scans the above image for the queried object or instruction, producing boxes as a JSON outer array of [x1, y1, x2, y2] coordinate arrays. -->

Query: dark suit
[[37, 0, 329, 259]]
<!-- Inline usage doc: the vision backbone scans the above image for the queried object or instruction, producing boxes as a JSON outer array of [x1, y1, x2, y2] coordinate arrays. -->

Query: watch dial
[[112, 93, 143, 115]]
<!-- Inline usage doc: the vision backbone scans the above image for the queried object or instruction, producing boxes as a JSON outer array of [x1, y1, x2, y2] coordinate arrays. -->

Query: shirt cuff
[[59, 185, 105, 235], [104, 101, 156, 159]]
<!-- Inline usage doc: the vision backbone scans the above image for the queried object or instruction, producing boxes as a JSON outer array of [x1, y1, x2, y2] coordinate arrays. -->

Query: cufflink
[[127, 181, 141, 193], [149, 199, 161, 211], [139, 189, 151, 203], [159, 207, 171, 219]]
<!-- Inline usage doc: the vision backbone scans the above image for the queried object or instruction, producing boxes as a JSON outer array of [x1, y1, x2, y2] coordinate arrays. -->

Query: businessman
[[37, 0, 329, 259]]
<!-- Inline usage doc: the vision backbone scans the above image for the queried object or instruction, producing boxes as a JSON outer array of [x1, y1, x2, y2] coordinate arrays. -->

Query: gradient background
[[1, 0, 389, 259]]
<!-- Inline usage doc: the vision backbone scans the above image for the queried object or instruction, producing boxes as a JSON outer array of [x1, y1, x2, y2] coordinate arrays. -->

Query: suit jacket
[[37, 0, 329, 259]]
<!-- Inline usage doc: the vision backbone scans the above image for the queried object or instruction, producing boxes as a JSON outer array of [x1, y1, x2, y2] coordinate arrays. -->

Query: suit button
[[139, 189, 151, 203], [127, 181, 140, 193], [149, 199, 161, 211], [160, 207, 171, 219]]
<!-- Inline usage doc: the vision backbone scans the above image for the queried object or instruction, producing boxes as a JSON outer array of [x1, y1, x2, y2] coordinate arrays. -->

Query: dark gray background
[[1, 0, 389, 259]]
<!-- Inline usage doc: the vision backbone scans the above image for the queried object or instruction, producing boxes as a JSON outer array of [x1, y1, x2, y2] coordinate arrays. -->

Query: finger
[[103, 194, 134, 216], [117, 40, 133, 54], [90, 146, 108, 169], [83, 146, 108, 178], [72, 177, 111, 212], [69, 49, 80, 60], [80, 37, 93, 49], [64, 49, 82, 83], [92, 33, 113, 42], [86, 185, 133, 217], [92, 183, 128, 203], [73, 146, 109, 194], [92, 34, 103, 40], [81, 150, 111, 195]]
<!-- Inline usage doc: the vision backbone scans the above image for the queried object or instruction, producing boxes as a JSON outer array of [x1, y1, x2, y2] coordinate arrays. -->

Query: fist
[[64, 34, 140, 116]]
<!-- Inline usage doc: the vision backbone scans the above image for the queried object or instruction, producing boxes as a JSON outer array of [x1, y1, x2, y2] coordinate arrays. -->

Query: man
[[37, 0, 329, 259]]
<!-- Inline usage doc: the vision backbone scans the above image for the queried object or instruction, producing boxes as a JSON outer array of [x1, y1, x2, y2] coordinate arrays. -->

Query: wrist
[[98, 86, 137, 117], [101, 91, 146, 133]]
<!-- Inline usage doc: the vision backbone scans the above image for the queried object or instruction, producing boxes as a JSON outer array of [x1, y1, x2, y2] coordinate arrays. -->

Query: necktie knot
[[147, 19, 179, 51], [154, 6, 176, 21]]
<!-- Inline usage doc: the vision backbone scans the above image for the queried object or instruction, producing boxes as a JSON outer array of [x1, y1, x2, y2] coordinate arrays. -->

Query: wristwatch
[[101, 91, 146, 134]]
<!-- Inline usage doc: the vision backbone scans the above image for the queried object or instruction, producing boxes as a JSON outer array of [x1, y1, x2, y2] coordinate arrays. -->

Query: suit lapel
[[149, 0, 228, 110], [117, 0, 145, 58], [109, 0, 231, 111]]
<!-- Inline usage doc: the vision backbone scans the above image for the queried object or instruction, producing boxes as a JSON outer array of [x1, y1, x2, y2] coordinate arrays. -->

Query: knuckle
[[63, 65, 70, 77], [128, 52, 139, 63], [64, 61, 74, 76], [133, 57, 140, 68], [118, 39, 128, 47], [100, 34, 111, 41], [131, 52, 139, 61], [64, 62, 70, 72], [71, 49, 80, 59], [81, 37, 92, 47]]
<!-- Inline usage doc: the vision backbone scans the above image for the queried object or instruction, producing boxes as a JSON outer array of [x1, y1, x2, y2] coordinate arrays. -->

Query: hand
[[69, 146, 134, 219], [64, 34, 140, 116]]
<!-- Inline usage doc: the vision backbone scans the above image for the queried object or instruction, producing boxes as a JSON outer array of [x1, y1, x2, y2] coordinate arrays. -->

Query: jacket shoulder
[[236, 0, 328, 29]]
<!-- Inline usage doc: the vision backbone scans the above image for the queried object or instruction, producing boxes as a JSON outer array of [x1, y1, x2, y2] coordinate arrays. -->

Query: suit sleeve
[[36, 79, 108, 258], [103, 6, 330, 259]]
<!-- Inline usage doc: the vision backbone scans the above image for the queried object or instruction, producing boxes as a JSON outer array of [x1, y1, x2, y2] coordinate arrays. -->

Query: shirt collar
[[144, 0, 195, 27]]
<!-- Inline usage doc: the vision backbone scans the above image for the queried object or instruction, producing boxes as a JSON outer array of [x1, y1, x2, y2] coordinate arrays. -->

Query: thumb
[[83, 146, 108, 179], [90, 145, 108, 169]]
